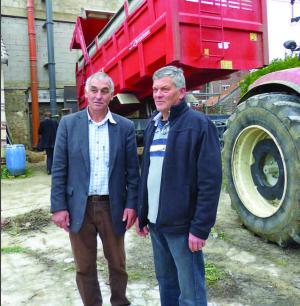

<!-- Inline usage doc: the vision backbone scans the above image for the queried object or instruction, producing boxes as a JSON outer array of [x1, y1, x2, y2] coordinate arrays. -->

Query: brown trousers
[[69, 199, 130, 306]]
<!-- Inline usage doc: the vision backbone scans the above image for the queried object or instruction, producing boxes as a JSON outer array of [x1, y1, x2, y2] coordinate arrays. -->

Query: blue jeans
[[149, 224, 207, 306]]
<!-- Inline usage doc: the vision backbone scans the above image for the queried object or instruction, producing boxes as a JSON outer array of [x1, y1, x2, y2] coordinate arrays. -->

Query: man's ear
[[179, 87, 186, 99]]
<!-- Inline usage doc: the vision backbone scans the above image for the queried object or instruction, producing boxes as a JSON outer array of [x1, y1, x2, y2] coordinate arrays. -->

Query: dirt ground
[[1, 162, 300, 306], [205, 192, 300, 306]]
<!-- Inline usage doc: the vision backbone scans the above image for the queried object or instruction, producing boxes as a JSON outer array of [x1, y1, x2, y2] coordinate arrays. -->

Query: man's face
[[85, 78, 113, 115], [152, 77, 186, 118]]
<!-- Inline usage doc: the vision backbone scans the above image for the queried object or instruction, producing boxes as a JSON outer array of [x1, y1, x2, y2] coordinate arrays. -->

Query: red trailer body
[[71, 0, 268, 110]]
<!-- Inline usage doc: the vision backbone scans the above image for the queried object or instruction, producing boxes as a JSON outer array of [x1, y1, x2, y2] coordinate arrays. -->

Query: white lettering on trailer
[[129, 29, 151, 50]]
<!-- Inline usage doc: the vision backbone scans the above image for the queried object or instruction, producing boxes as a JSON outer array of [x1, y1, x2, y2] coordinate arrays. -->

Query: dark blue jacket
[[38, 118, 58, 149], [138, 100, 222, 240]]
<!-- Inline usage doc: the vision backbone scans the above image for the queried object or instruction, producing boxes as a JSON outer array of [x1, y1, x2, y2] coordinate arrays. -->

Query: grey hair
[[152, 66, 186, 88], [85, 71, 114, 94]]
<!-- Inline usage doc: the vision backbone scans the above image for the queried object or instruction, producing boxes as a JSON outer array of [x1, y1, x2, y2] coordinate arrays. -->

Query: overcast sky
[[267, 0, 300, 62]]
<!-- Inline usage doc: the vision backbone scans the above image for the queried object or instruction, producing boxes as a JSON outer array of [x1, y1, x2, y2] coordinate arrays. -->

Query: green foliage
[[1, 245, 30, 254], [1, 166, 10, 179], [274, 258, 288, 267], [240, 56, 300, 96], [1, 165, 32, 179], [205, 262, 225, 285], [211, 227, 225, 240]]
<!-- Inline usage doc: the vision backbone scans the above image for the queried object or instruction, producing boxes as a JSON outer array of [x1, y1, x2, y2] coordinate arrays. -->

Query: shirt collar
[[152, 112, 170, 130], [87, 107, 117, 125], [152, 112, 163, 127]]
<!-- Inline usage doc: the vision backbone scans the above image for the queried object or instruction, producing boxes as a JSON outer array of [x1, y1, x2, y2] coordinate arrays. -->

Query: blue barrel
[[5, 144, 26, 176]]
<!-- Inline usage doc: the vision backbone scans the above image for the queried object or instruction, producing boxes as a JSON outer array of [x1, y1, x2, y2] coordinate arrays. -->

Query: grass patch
[[1, 165, 32, 179], [1, 245, 31, 254], [1, 244, 75, 273], [210, 227, 225, 240], [205, 262, 225, 286], [1, 209, 51, 235], [57, 262, 76, 272], [273, 258, 288, 267]]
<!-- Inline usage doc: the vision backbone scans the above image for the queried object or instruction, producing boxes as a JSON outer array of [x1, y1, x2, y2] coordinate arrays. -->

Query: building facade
[[1, 0, 123, 147]]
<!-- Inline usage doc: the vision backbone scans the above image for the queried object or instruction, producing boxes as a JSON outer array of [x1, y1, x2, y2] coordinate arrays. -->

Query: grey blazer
[[50, 110, 139, 235]]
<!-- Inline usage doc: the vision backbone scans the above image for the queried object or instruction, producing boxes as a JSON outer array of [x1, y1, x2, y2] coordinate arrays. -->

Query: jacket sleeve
[[50, 117, 68, 213], [125, 121, 140, 210], [189, 119, 222, 240]]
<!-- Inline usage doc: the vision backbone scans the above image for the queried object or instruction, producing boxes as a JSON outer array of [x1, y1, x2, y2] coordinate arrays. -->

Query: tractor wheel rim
[[231, 125, 287, 218]]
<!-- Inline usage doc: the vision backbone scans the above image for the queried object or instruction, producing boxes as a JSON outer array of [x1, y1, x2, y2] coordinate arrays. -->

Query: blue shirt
[[87, 108, 116, 195]]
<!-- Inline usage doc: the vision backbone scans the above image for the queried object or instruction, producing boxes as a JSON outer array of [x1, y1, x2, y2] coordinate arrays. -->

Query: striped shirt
[[87, 108, 116, 196], [147, 112, 170, 223]]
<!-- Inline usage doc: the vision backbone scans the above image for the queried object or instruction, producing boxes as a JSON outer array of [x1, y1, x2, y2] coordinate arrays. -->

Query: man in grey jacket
[[51, 71, 139, 306]]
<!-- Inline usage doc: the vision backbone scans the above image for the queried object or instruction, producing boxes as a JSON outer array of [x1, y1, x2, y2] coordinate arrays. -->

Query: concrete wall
[[1, 0, 124, 147], [1, 0, 123, 21], [1, 16, 80, 88]]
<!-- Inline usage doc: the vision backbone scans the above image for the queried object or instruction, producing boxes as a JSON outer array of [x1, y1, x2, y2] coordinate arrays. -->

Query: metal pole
[[45, 0, 57, 116], [27, 0, 40, 147]]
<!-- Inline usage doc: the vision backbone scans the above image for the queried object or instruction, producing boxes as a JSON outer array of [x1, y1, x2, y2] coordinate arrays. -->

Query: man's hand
[[135, 219, 149, 237], [52, 210, 70, 232], [122, 208, 136, 230], [188, 233, 206, 252]]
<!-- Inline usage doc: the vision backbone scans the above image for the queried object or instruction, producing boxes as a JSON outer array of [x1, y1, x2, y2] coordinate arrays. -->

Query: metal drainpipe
[[27, 0, 40, 147], [44, 0, 57, 117]]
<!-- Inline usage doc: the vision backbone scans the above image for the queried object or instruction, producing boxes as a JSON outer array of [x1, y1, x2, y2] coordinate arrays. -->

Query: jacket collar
[[169, 98, 189, 122], [152, 98, 189, 123]]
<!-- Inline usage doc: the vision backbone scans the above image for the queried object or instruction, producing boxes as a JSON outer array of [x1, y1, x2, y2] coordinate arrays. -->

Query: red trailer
[[70, 0, 300, 247], [71, 0, 268, 111]]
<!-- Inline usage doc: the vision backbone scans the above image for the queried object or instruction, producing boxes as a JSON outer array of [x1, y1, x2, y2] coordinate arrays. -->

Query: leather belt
[[88, 195, 109, 202]]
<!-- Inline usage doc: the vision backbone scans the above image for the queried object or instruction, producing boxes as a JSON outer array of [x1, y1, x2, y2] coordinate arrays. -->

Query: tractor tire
[[223, 93, 300, 246]]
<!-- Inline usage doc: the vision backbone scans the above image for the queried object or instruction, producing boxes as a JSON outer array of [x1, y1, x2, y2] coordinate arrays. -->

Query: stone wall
[[5, 90, 30, 146]]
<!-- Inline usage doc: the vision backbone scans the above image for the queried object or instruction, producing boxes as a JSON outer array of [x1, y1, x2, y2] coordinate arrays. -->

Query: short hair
[[44, 111, 51, 118], [153, 66, 186, 89], [85, 71, 114, 94]]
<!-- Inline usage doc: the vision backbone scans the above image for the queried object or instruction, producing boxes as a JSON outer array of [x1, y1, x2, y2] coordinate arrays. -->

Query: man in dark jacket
[[38, 112, 58, 174], [136, 66, 222, 306]]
